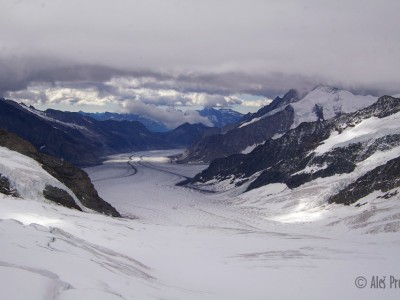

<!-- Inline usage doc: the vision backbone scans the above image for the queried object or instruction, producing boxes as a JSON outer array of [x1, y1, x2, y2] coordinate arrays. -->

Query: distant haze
[[1, 0, 399, 124]]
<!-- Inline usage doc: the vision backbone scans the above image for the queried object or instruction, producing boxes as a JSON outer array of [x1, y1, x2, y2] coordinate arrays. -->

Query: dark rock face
[[0, 174, 19, 197], [328, 156, 400, 205], [43, 185, 82, 211], [0, 99, 100, 165], [181, 90, 299, 163], [156, 123, 214, 148], [188, 96, 400, 205], [0, 129, 121, 217], [40, 154, 121, 217], [242, 89, 299, 122]]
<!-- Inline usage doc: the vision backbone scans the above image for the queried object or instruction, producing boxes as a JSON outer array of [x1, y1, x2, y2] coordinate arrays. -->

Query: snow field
[[0, 149, 400, 299]]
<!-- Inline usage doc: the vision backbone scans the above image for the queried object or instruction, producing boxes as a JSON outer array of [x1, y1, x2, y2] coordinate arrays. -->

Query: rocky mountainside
[[180, 90, 299, 162], [156, 122, 215, 148], [181, 87, 378, 163], [0, 99, 211, 165], [0, 129, 120, 216], [184, 96, 400, 206]]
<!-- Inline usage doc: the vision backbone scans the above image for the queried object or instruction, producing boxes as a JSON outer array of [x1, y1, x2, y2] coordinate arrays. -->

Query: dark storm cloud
[[1, 0, 400, 106], [0, 55, 319, 98], [0, 56, 157, 95]]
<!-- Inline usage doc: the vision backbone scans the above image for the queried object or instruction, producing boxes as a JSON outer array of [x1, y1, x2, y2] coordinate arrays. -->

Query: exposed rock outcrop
[[328, 156, 400, 205], [43, 185, 82, 211], [0, 174, 19, 197]]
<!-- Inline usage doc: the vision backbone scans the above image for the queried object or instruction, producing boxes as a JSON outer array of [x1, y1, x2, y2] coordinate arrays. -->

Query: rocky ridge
[[0, 129, 121, 217]]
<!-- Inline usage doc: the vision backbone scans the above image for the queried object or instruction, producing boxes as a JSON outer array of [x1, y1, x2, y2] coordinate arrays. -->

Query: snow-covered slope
[[236, 86, 378, 130], [3, 150, 400, 299], [0, 146, 83, 207]]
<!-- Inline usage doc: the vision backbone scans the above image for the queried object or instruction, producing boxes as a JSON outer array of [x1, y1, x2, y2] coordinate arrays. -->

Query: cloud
[[241, 99, 273, 107], [1, 0, 399, 129], [121, 100, 212, 129], [1, 0, 399, 95], [5, 75, 246, 109], [6, 82, 114, 107]]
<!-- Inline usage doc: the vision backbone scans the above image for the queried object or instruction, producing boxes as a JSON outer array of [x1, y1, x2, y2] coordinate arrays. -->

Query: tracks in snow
[[137, 156, 190, 180], [92, 155, 137, 182], [93, 153, 213, 194], [127, 155, 138, 175]]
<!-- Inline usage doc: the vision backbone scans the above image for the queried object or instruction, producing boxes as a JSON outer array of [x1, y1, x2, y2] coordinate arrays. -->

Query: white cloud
[[7, 78, 244, 110], [189, 93, 241, 107], [121, 100, 212, 129], [5, 79, 236, 129], [6, 82, 114, 107], [242, 99, 272, 107], [105, 76, 242, 107]]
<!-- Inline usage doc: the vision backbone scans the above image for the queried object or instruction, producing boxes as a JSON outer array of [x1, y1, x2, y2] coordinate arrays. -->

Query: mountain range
[[81, 107, 243, 132], [1, 86, 400, 300], [182, 95, 400, 208], [180, 86, 378, 163], [1, 86, 400, 212], [0, 99, 215, 166]]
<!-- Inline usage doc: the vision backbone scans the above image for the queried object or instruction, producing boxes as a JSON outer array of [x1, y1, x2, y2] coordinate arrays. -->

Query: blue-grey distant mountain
[[80, 108, 243, 132], [79, 111, 169, 132], [198, 107, 243, 128]]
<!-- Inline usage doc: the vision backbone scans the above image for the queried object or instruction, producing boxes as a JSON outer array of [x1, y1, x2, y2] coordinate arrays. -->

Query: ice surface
[[1, 148, 400, 299]]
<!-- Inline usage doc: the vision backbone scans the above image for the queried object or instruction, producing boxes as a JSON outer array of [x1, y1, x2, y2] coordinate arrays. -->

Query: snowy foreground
[[1, 149, 400, 299]]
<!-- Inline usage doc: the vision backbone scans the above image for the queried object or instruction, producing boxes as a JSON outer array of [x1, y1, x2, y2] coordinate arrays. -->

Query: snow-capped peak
[[290, 86, 378, 129]]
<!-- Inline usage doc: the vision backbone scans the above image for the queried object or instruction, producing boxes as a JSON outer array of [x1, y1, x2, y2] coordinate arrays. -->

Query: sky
[[1, 0, 400, 128]]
